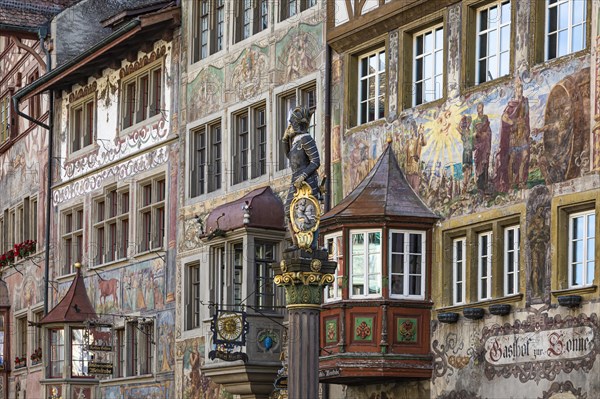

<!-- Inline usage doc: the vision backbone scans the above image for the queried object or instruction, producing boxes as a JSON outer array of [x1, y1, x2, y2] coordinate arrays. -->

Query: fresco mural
[[227, 46, 269, 102], [124, 384, 171, 399], [274, 23, 322, 85], [341, 62, 591, 218], [157, 310, 175, 372], [180, 336, 227, 399], [187, 66, 225, 122]]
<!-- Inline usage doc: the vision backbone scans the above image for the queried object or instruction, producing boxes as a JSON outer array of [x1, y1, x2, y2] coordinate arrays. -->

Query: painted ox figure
[[98, 278, 119, 306]]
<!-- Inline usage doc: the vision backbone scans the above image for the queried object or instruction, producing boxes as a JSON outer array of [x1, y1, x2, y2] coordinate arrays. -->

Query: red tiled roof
[[39, 265, 96, 324]]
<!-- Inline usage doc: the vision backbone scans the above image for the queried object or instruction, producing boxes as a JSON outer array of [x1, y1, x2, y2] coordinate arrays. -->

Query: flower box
[[557, 295, 582, 308], [437, 312, 459, 324], [463, 307, 485, 320], [489, 304, 512, 316]]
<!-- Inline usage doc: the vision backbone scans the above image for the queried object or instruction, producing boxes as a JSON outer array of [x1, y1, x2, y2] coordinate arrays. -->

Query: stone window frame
[[530, 0, 591, 65], [137, 175, 166, 254], [235, 0, 269, 44], [461, 0, 515, 91], [120, 60, 163, 131], [279, 0, 317, 22], [60, 205, 84, 276], [125, 319, 155, 377], [344, 35, 388, 129], [440, 210, 523, 308], [92, 185, 130, 266], [230, 101, 268, 185], [190, 119, 222, 197], [551, 190, 599, 299], [69, 93, 96, 155], [190, 0, 226, 64], [398, 9, 446, 110]]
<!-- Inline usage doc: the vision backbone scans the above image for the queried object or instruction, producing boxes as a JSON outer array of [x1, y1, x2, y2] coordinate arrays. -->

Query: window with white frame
[[278, 84, 317, 170], [48, 328, 65, 378], [504, 225, 520, 295], [324, 233, 343, 302], [71, 328, 91, 377], [478, 231, 493, 300], [191, 0, 225, 63], [568, 210, 595, 288], [93, 187, 129, 265], [232, 104, 267, 184], [280, 0, 317, 21], [350, 230, 382, 297], [389, 230, 426, 299], [255, 241, 276, 310], [29, 197, 37, 243], [236, 0, 268, 43], [121, 63, 162, 129], [476, 0, 511, 84], [70, 96, 95, 153], [545, 0, 586, 61], [358, 48, 386, 124], [139, 177, 165, 253], [0, 96, 10, 143], [452, 237, 466, 305], [61, 207, 83, 275], [413, 24, 444, 106], [190, 121, 222, 197]]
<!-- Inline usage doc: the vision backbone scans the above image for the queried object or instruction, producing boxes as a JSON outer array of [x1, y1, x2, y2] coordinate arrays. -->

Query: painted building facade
[[12, 1, 180, 398], [0, 1, 77, 397], [325, 0, 600, 398], [175, 1, 325, 398]]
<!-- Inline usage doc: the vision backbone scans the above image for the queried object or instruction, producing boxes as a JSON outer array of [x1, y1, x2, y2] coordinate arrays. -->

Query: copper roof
[[202, 186, 285, 239], [322, 144, 438, 223], [39, 265, 96, 324]]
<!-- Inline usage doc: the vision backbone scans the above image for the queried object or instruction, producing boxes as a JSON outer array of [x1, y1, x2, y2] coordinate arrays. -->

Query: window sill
[[436, 293, 523, 313], [56, 270, 77, 282], [403, 95, 446, 114], [531, 47, 589, 72], [89, 257, 129, 271], [461, 73, 513, 97], [551, 285, 597, 298], [345, 118, 386, 137], [67, 143, 100, 161], [99, 374, 154, 386], [119, 113, 163, 138]]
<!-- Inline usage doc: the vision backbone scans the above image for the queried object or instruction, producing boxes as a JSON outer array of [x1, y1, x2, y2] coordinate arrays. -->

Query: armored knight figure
[[282, 106, 321, 249]]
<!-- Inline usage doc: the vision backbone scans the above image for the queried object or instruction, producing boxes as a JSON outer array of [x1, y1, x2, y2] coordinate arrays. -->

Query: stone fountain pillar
[[274, 248, 335, 399]]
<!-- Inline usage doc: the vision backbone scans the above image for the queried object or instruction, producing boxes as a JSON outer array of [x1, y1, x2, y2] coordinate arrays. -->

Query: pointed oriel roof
[[39, 263, 96, 324], [322, 142, 438, 224]]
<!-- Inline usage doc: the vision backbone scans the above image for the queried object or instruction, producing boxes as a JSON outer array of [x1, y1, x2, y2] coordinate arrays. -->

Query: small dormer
[[319, 143, 439, 383]]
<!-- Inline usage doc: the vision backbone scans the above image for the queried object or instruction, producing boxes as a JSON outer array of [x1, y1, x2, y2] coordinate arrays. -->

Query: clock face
[[217, 313, 243, 341]]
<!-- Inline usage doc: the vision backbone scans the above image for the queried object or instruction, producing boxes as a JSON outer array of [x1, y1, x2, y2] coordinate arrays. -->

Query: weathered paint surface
[[330, 0, 600, 398]]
